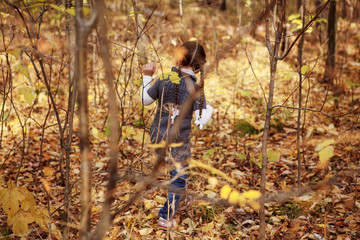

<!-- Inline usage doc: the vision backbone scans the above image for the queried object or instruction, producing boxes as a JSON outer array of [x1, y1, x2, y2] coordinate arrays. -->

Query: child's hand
[[142, 63, 156, 76], [194, 105, 213, 130]]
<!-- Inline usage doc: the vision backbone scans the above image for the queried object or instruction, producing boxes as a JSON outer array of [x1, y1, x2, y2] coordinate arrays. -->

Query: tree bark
[[297, 0, 305, 189], [74, 0, 98, 238], [88, 0, 120, 238], [259, 11, 282, 240], [324, 0, 336, 84]]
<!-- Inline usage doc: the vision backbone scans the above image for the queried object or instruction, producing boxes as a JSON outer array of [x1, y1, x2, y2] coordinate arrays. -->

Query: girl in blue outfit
[[140, 41, 213, 228]]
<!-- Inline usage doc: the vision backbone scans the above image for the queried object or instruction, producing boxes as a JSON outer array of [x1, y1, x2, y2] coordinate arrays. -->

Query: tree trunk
[[74, 0, 96, 238], [315, 0, 326, 44], [259, 3, 282, 239], [324, 0, 336, 84], [63, 0, 76, 239], [297, 0, 305, 189]]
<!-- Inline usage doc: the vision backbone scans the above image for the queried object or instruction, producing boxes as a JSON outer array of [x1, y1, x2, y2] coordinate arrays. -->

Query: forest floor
[[1, 2, 360, 240]]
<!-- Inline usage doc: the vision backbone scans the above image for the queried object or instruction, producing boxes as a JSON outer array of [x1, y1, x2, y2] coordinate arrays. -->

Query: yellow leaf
[[155, 196, 165, 204], [49, 4, 65, 12], [146, 213, 156, 219], [238, 194, 246, 207], [139, 227, 153, 235], [148, 141, 183, 149], [91, 127, 106, 141], [168, 72, 181, 84], [35, 206, 49, 229], [208, 177, 218, 187], [315, 139, 335, 151], [41, 179, 51, 193], [122, 126, 135, 138], [268, 149, 280, 162], [190, 159, 236, 184], [241, 190, 262, 199], [201, 221, 214, 232], [43, 166, 55, 177], [18, 86, 35, 106], [91, 206, 101, 213], [0, 182, 25, 216], [14, 64, 30, 79], [144, 200, 153, 209], [18, 187, 36, 211], [318, 146, 334, 169], [0, 176, 4, 185], [7, 48, 21, 59], [229, 190, 240, 204], [220, 185, 232, 200], [247, 200, 261, 210], [8, 210, 34, 235], [160, 72, 181, 84], [66, 7, 76, 16], [344, 146, 353, 151]]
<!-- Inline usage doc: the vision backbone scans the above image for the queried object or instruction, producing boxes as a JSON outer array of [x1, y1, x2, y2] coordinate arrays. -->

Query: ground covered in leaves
[[1, 1, 360, 239]]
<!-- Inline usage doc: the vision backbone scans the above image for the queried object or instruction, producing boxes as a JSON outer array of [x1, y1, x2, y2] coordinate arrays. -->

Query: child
[[140, 41, 213, 228]]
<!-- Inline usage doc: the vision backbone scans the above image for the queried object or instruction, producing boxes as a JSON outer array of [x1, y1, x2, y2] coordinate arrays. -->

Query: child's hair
[[175, 41, 207, 116]]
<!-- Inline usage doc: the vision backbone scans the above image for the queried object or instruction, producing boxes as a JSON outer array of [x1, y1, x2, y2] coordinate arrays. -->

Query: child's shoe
[[158, 217, 176, 229]]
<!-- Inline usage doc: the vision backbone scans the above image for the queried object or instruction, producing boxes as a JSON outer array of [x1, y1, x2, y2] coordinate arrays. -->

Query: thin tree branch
[[275, 0, 330, 60], [272, 105, 360, 118]]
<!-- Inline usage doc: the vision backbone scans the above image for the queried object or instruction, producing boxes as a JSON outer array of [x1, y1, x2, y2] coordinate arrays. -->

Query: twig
[[243, 46, 268, 106], [275, 0, 330, 60], [272, 105, 360, 118]]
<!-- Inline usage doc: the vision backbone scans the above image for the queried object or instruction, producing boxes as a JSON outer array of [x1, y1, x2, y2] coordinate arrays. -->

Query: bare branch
[[275, 0, 330, 60], [272, 105, 360, 118], [243, 47, 268, 106]]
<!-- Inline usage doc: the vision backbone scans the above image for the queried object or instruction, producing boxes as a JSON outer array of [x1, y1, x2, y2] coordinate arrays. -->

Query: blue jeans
[[158, 168, 189, 220]]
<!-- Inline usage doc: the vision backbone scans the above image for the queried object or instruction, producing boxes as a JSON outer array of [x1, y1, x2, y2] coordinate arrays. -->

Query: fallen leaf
[[318, 146, 334, 169], [201, 221, 214, 232], [220, 185, 232, 200], [139, 227, 153, 235]]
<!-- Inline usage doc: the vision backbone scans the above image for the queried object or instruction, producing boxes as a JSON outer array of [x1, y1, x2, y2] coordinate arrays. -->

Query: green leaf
[[82, 7, 90, 15], [14, 64, 30, 79], [7, 49, 21, 59], [49, 4, 64, 12], [300, 65, 311, 75], [259, 149, 280, 163], [238, 153, 246, 160], [345, 81, 360, 87], [268, 149, 280, 162], [237, 89, 252, 101], [129, 10, 135, 20], [288, 13, 300, 21], [66, 7, 76, 16], [27, 3, 47, 9], [305, 26, 314, 33], [104, 125, 111, 137], [18, 86, 36, 106]]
